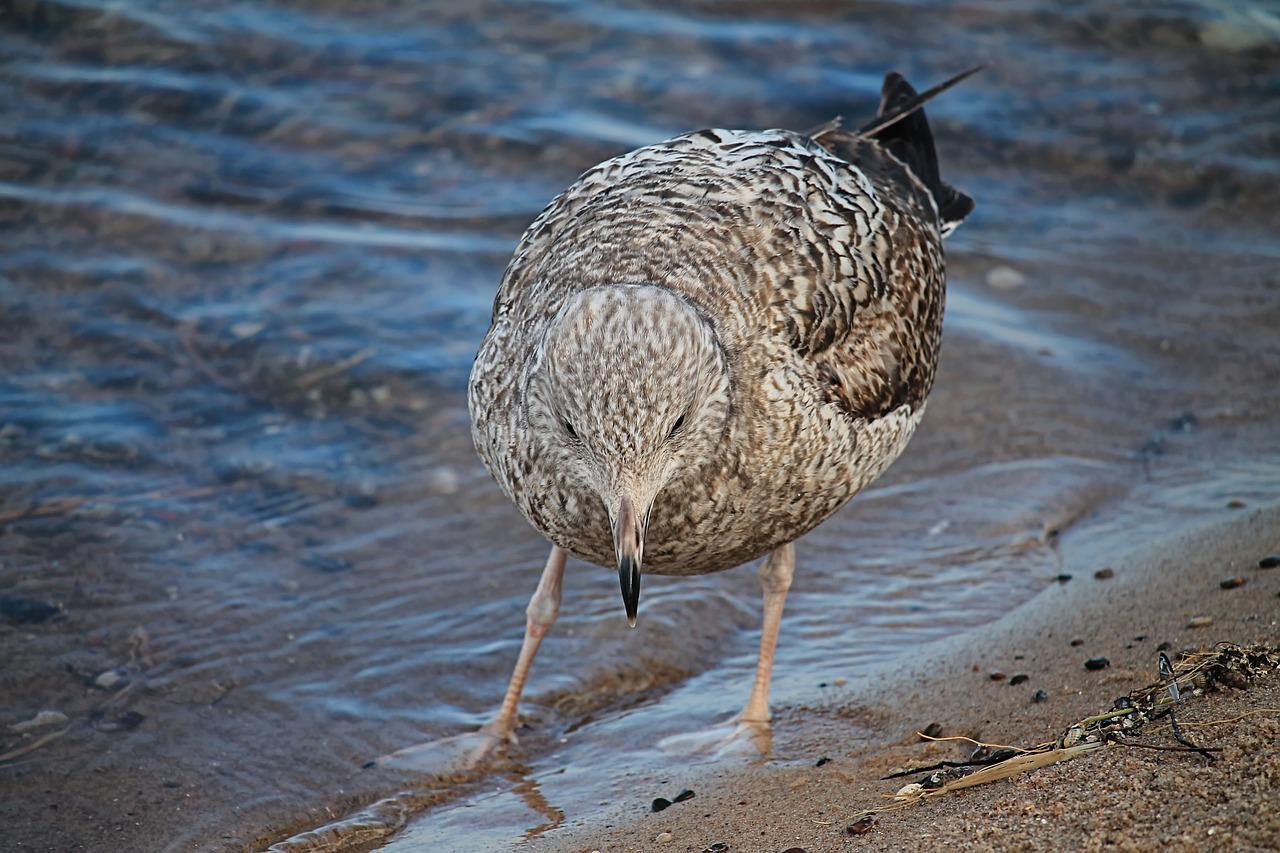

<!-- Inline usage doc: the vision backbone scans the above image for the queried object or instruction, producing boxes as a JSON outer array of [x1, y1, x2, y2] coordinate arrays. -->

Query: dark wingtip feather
[[864, 68, 979, 236]]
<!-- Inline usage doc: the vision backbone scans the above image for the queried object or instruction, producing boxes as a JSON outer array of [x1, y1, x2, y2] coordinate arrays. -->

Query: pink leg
[[479, 545, 566, 744], [738, 543, 795, 724]]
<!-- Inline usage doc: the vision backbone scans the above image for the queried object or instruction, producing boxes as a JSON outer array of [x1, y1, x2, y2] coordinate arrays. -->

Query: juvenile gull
[[462, 69, 976, 760]]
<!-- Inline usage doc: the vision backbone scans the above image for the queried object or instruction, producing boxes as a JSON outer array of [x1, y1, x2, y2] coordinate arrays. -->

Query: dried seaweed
[[849, 642, 1280, 823]]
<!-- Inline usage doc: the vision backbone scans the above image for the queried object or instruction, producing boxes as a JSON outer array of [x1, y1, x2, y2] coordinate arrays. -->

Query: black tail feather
[[863, 68, 978, 235]]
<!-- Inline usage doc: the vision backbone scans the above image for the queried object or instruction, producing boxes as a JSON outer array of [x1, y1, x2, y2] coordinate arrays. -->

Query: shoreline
[[540, 502, 1280, 852]]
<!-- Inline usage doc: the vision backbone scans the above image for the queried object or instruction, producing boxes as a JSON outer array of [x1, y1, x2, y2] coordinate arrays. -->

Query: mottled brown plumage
[[462, 70, 974, 753]]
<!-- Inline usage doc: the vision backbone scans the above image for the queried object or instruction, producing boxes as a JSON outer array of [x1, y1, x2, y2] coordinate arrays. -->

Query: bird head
[[528, 284, 731, 626]]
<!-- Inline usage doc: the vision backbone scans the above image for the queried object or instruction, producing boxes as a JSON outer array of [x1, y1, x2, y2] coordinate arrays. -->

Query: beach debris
[[846, 814, 876, 835], [652, 788, 695, 812], [1155, 651, 1215, 761], [1010, 674, 1029, 685], [700, 843, 729, 853], [8, 710, 69, 733], [847, 643, 1278, 825], [1094, 568, 1114, 579], [1219, 577, 1246, 590], [655, 832, 674, 844], [0, 725, 72, 766], [1258, 555, 1279, 569], [1032, 689, 1048, 703], [1085, 657, 1111, 671], [1187, 616, 1214, 629]]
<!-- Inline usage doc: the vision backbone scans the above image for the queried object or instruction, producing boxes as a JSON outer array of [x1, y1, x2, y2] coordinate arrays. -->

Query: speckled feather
[[470, 74, 971, 578]]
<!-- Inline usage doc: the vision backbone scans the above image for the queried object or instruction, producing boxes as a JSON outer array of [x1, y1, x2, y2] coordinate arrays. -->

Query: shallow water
[[1, 1, 1278, 851]]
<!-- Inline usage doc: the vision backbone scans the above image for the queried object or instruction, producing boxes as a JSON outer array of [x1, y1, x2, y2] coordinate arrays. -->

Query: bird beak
[[613, 494, 645, 627]]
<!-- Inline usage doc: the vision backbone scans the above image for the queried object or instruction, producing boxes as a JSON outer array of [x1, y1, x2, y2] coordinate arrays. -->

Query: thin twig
[[295, 347, 375, 389], [0, 727, 71, 764]]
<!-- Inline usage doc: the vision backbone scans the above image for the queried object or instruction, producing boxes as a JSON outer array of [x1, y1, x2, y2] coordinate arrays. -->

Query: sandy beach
[[547, 502, 1280, 853]]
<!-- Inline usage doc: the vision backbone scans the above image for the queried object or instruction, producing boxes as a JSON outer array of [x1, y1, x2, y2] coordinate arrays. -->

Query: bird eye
[[667, 412, 687, 440], [562, 418, 579, 440]]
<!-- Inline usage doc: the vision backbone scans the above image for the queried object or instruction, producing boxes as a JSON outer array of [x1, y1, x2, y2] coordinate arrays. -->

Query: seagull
[[459, 67, 976, 761]]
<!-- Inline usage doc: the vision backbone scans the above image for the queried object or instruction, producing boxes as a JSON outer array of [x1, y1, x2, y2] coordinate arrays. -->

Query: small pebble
[[673, 789, 695, 803], [815, 756, 832, 767], [427, 467, 460, 494], [91, 667, 130, 690], [988, 671, 1007, 681], [1156, 641, 1172, 651], [1259, 555, 1280, 570], [1055, 573, 1073, 584], [655, 832, 674, 844], [846, 815, 876, 835], [921, 722, 943, 739], [1031, 689, 1048, 703], [1070, 639, 1084, 647], [985, 264, 1026, 290], [1094, 568, 1114, 580], [651, 798, 672, 813], [1187, 616, 1213, 629], [1085, 657, 1111, 671], [1227, 499, 1246, 509], [1134, 635, 1147, 642], [783, 848, 809, 853], [1009, 674, 1029, 686], [9, 710, 69, 733], [1219, 577, 1246, 590], [229, 321, 265, 339]]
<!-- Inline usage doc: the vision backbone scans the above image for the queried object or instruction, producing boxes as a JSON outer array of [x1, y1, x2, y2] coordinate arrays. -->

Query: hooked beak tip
[[620, 556, 640, 628], [614, 495, 644, 627]]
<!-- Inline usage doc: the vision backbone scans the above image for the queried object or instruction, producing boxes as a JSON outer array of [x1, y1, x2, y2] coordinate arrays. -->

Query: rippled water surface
[[2, 1, 1278, 851]]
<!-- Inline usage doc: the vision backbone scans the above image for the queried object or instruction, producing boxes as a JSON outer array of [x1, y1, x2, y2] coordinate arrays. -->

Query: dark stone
[[0, 597, 60, 624]]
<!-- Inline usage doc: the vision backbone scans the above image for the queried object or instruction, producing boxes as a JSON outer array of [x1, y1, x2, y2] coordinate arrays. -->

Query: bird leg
[[377, 546, 565, 773], [738, 542, 795, 724], [657, 543, 794, 757], [479, 544, 566, 745]]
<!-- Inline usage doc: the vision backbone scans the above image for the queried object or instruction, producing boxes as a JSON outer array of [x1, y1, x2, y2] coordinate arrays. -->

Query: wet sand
[[547, 502, 1280, 853]]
